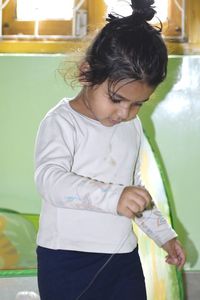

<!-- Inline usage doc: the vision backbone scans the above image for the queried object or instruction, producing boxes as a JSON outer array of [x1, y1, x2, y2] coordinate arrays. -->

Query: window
[[0, 0, 191, 54], [16, 0, 74, 21], [165, 0, 186, 41], [1, 0, 87, 38], [105, 0, 168, 23], [104, 0, 186, 41]]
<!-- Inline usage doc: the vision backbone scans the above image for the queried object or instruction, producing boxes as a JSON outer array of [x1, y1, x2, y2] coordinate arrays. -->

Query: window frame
[[1, 0, 200, 54], [162, 0, 186, 41], [2, 0, 85, 37]]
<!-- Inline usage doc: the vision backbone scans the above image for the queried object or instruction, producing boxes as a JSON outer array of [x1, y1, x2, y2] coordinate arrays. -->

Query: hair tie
[[132, 7, 156, 22], [131, 0, 156, 22]]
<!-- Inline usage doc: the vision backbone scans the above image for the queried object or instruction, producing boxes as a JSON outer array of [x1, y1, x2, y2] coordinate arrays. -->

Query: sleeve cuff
[[107, 185, 125, 215]]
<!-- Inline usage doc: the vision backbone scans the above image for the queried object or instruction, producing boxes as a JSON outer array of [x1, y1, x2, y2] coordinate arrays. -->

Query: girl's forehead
[[106, 79, 152, 92], [92, 79, 155, 99], [106, 80, 155, 101]]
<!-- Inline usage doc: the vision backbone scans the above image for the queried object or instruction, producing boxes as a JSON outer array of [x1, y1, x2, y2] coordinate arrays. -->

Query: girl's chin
[[100, 119, 121, 126]]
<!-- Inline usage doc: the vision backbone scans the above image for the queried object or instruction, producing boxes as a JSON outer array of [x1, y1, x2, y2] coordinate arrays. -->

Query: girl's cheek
[[130, 107, 139, 116]]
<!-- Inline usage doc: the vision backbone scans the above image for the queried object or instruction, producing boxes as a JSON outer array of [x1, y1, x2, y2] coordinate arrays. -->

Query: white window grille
[[0, 0, 87, 39], [104, 0, 186, 41]]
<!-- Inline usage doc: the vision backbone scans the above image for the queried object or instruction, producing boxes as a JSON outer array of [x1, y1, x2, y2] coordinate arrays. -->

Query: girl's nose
[[117, 107, 129, 120]]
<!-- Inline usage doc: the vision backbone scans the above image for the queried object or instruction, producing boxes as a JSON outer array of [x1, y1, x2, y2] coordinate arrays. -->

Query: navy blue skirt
[[37, 246, 147, 300]]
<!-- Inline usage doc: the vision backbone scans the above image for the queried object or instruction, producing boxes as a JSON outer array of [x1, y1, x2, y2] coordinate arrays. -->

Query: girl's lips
[[110, 119, 120, 125]]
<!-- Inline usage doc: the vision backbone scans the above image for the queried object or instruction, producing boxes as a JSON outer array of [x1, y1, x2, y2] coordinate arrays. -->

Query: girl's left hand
[[162, 238, 186, 270]]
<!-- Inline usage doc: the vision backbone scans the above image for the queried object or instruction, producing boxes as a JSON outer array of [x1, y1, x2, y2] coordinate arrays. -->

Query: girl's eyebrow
[[113, 92, 149, 103]]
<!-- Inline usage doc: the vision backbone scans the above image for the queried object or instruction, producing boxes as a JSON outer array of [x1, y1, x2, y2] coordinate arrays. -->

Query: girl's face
[[81, 79, 155, 127]]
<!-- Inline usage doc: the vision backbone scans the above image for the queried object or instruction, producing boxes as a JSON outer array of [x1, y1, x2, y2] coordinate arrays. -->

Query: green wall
[[0, 54, 77, 214], [0, 54, 199, 271]]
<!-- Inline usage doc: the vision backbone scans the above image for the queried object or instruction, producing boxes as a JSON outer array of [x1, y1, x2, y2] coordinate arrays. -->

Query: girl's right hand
[[117, 186, 152, 218]]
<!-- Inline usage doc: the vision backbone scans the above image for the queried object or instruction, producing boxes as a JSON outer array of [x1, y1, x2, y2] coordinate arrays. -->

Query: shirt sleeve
[[34, 113, 125, 215], [132, 117, 177, 247]]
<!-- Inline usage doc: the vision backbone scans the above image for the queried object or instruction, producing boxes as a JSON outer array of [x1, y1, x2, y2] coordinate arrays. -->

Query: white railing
[[164, 0, 186, 41]]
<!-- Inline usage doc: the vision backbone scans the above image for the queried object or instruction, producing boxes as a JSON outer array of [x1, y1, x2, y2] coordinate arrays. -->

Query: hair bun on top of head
[[106, 0, 156, 25], [131, 0, 156, 21]]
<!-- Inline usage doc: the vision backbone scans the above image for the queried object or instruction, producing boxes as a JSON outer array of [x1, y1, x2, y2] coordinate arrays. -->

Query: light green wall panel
[[0, 54, 78, 214]]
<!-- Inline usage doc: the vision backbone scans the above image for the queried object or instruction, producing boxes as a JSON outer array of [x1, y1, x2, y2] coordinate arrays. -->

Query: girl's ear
[[78, 61, 90, 86]]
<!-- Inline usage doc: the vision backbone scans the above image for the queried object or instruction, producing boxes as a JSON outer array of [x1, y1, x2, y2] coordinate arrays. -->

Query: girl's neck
[[69, 88, 96, 120]]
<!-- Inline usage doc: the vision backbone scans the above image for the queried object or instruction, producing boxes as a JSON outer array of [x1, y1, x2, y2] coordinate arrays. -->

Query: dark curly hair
[[80, 0, 168, 90]]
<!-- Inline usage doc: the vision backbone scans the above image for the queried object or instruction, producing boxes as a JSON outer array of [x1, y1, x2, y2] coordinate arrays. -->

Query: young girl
[[34, 0, 186, 299]]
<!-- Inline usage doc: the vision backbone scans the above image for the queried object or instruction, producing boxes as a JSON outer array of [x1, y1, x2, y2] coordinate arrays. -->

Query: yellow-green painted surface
[[136, 135, 183, 299]]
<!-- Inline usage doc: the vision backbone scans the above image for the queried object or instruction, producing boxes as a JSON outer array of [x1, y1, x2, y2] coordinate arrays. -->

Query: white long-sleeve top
[[34, 98, 177, 253]]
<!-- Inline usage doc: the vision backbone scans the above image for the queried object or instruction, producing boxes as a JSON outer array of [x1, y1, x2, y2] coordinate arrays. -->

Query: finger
[[165, 256, 178, 264], [135, 185, 151, 196], [122, 207, 134, 219], [129, 194, 147, 212], [126, 199, 145, 217], [175, 245, 186, 270], [134, 187, 152, 207], [165, 253, 185, 270], [176, 250, 186, 268]]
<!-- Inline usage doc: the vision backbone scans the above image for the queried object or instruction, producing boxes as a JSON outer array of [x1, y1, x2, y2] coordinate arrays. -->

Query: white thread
[[75, 225, 133, 300], [15, 291, 40, 300], [75, 201, 156, 299]]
